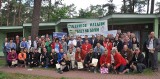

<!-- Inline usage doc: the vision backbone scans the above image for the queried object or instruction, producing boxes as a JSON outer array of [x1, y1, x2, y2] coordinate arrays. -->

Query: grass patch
[[126, 68, 153, 76], [0, 58, 5, 66], [0, 71, 69, 79], [142, 68, 153, 75]]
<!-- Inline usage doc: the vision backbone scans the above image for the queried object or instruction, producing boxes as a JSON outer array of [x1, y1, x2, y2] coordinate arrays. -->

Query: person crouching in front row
[[7, 48, 18, 67], [111, 47, 127, 74], [40, 47, 49, 68], [84, 48, 98, 73], [57, 49, 70, 74], [18, 48, 27, 67], [100, 49, 111, 74], [49, 49, 58, 68], [30, 48, 41, 67], [67, 48, 76, 70], [130, 47, 146, 73]]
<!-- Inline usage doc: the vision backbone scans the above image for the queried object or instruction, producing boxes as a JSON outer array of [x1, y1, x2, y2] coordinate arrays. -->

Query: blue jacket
[[94, 45, 105, 55], [6, 43, 16, 53], [57, 52, 64, 63], [20, 41, 28, 49]]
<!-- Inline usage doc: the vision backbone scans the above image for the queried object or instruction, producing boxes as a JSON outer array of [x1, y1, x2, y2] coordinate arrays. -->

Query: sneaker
[[94, 70, 97, 73], [45, 66, 48, 69], [59, 70, 63, 74]]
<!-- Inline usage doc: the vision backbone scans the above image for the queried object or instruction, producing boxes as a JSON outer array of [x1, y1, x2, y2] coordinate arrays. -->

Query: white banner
[[67, 20, 108, 37], [104, 30, 117, 37]]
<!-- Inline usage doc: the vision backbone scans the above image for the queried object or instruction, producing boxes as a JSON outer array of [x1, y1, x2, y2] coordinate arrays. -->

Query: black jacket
[[131, 53, 145, 65], [84, 52, 98, 65]]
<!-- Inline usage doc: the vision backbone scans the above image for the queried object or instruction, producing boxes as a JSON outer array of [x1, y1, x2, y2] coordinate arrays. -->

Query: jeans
[[149, 52, 158, 70], [136, 63, 146, 73], [117, 64, 126, 72]]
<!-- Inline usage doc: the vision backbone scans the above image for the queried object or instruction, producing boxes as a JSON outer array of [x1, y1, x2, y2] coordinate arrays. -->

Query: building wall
[[24, 28, 31, 38], [0, 31, 6, 56]]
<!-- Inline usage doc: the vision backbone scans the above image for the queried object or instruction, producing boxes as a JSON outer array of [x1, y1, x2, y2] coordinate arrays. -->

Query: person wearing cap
[[130, 48, 146, 73], [7, 48, 18, 67], [61, 38, 67, 53], [111, 47, 127, 74]]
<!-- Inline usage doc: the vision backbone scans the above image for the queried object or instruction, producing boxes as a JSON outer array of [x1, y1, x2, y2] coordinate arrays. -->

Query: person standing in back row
[[147, 32, 159, 72]]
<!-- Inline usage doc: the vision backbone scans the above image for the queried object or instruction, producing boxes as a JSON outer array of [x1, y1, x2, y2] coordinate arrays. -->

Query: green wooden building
[[0, 14, 160, 56]]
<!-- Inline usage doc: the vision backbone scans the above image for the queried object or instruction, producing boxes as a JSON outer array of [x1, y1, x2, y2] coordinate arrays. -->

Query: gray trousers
[[149, 52, 158, 70]]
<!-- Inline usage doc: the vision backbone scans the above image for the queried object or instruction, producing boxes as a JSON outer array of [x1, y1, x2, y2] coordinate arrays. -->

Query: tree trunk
[[31, 0, 42, 41], [6, 0, 10, 26], [128, 0, 133, 13], [150, 0, 155, 14], [48, 0, 51, 22], [13, 11, 16, 26], [147, 0, 150, 14], [0, 0, 2, 26], [18, 0, 22, 25], [123, 0, 126, 13], [0, 0, 1, 9], [132, 0, 135, 13]]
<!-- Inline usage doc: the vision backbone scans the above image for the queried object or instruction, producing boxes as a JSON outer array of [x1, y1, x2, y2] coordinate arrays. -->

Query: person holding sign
[[84, 48, 98, 73], [75, 47, 85, 69], [57, 49, 70, 74], [146, 32, 159, 72], [7, 48, 18, 67], [67, 48, 76, 70], [94, 43, 105, 69]]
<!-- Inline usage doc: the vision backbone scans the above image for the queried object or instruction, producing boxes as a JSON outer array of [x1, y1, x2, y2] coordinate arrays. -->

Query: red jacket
[[51, 42, 62, 49], [100, 51, 111, 66], [81, 43, 92, 56], [75, 50, 85, 62], [113, 52, 127, 68], [103, 42, 113, 51]]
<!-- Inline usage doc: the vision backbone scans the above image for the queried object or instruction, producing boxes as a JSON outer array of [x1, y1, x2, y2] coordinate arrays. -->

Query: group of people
[[2, 31, 159, 74]]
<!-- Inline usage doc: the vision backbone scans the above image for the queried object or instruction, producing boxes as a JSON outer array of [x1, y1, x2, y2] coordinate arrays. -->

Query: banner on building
[[104, 30, 118, 37], [67, 20, 108, 37], [53, 32, 67, 39]]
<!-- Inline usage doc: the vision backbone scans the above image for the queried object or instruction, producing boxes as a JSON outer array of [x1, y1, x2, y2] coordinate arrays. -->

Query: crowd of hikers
[[2, 31, 159, 74]]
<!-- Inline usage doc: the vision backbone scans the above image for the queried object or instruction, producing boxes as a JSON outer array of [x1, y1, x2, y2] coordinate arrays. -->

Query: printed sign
[[67, 20, 108, 38]]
